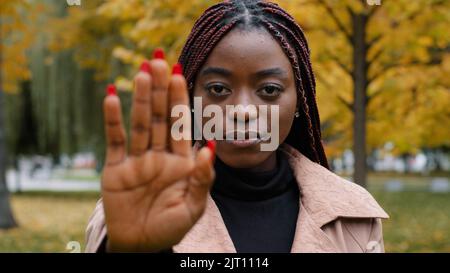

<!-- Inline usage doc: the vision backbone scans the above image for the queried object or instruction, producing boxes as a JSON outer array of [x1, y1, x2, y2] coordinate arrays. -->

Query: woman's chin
[[215, 142, 275, 169]]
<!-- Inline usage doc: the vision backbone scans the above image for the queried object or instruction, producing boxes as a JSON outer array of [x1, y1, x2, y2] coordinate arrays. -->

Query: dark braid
[[178, 0, 329, 169]]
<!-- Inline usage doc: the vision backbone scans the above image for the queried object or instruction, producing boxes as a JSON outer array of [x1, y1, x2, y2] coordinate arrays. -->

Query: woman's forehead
[[200, 28, 294, 75]]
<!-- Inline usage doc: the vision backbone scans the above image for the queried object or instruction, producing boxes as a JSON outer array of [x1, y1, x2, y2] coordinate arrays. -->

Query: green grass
[[373, 191, 450, 252], [0, 192, 99, 253], [0, 191, 449, 252]]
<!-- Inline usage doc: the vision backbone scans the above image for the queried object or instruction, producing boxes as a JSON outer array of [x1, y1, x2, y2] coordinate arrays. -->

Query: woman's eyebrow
[[200, 66, 232, 77], [254, 67, 288, 79]]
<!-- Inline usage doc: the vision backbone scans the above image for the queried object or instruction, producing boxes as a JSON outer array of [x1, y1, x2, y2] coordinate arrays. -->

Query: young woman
[[85, 0, 388, 253]]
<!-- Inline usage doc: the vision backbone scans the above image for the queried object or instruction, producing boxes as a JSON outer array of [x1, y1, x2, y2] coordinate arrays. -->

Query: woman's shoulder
[[280, 144, 389, 226], [280, 145, 389, 252]]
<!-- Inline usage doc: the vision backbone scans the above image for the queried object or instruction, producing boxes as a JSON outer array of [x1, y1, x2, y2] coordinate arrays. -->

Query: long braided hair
[[178, 0, 329, 169]]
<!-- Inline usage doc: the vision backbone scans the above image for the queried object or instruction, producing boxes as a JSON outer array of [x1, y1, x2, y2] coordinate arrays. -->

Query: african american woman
[[85, 0, 389, 253]]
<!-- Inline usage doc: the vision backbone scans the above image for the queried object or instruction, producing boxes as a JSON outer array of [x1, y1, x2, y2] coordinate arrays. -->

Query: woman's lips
[[223, 131, 269, 148], [225, 138, 261, 148]]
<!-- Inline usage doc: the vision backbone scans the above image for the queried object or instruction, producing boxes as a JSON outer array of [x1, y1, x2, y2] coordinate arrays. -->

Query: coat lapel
[[290, 203, 340, 252], [173, 194, 236, 253]]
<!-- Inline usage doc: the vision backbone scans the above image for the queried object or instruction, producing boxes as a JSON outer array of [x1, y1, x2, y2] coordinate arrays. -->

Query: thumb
[[185, 145, 215, 220]]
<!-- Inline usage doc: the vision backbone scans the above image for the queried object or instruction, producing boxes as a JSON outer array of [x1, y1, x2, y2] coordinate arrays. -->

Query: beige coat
[[85, 144, 389, 253]]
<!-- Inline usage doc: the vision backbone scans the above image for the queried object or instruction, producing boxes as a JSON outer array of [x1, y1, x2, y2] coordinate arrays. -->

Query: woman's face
[[193, 27, 297, 170]]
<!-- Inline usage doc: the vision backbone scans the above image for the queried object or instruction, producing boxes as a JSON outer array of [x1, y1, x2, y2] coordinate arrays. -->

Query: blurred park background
[[0, 0, 449, 252]]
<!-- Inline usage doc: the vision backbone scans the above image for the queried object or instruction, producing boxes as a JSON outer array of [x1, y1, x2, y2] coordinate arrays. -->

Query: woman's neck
[[211, 150, 296, 201]]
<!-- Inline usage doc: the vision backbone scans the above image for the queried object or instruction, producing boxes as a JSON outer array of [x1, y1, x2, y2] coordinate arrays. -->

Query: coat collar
[[173, 143, 388, 253], [280, 144, 389, 227]]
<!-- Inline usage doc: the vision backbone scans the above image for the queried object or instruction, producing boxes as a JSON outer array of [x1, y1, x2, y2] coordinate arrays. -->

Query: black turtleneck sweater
[[210, 150, 300, 253]]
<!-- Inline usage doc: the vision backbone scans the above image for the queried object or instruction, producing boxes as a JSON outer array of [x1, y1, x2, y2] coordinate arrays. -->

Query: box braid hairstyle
[[178, 0, 329, 169]]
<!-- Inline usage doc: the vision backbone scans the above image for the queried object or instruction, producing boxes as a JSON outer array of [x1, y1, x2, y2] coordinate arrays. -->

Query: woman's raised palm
[[101, 56, 214, 252]]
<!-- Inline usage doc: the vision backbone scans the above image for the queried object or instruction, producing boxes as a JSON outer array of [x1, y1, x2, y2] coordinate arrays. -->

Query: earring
[[295, 111, 300, 118]]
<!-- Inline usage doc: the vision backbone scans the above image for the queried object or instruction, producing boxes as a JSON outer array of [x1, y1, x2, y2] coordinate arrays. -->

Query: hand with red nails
[[102, 49, 215, 252]]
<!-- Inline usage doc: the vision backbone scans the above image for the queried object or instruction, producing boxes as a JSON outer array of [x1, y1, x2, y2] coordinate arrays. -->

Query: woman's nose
[[226, 102, 258, 123], [237, 105, 257, 122]]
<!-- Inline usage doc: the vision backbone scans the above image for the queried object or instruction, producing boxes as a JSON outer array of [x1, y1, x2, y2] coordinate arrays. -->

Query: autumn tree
[[281, 0, 450, 186], [0, 0, 37, 229]]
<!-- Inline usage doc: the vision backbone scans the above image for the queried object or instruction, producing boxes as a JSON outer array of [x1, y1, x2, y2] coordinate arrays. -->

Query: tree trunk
[[0, 91, 18, 230], [0, 17, 18, 229], [351, 12, 369, 187]]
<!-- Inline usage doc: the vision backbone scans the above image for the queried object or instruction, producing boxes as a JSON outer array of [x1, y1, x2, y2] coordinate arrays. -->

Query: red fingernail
[[153, 48, 165, 59], [206, 140, 216, 162], [140, 60, 151, 73], [106, 84, 116, 96], [172, 63, 183, 75]]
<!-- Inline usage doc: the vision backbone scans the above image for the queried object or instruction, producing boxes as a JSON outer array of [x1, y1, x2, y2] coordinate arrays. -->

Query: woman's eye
[[258, 84, 283, 97], [206, 84, 230, 96]]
